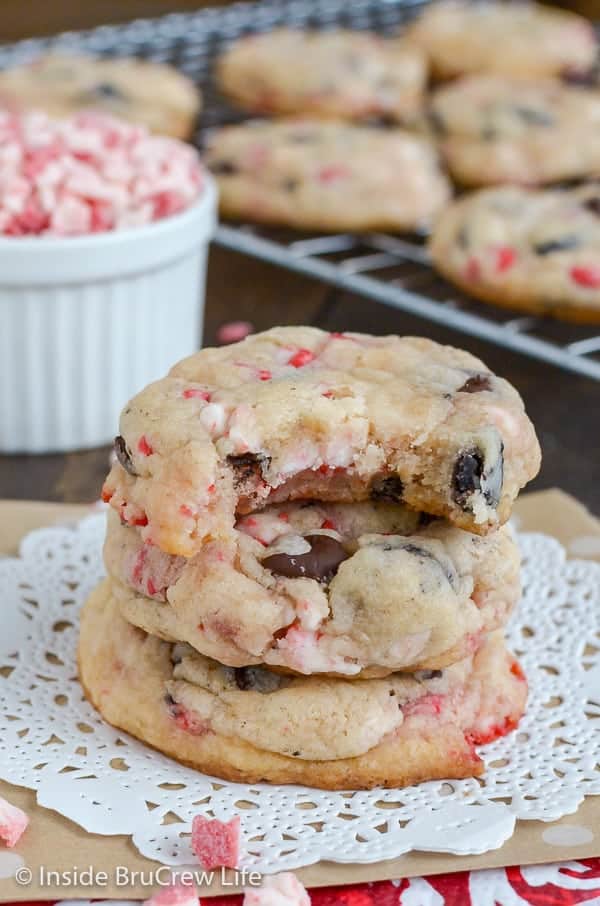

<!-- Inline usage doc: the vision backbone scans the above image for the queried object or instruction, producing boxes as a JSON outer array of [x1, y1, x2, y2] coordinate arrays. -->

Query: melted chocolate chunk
[[209, 159, 239, 175], [227, 452, 271, 485], [458, 373, 493, 393], [233, 665, 283, 693], [234, 667, 255, 690], [562, 67, 598, 87], [427, 108, 446, 137], [534, 235, 580, 255], [583, 196, 600, 217], [456, 225, 469, 250], [164, 693, 178, 714], [452, 444, 504, 511], [262, 534, 349, 582], [415, 669, 443, 681], [418, 512, 437, 527], [514, 106, 554, 127], [114, 435, 138, 477], [369, 475, 404, 503], [89, 81, 125, 100], [481, 125, 498, 141], [453, 449, 483, 508]]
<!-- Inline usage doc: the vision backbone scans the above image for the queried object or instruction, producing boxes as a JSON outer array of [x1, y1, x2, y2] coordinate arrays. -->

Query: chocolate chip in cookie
[[88, 81, 126, 100], [452, 443, 503, 510], [262, 534, 349, 582], [533, 234, 580, 255], [513, 106, 554, 127], [583, 196, 600, 216], [208, 159, 239, 176], [369, 475, 404, 503], [458, 373, 493, 393], [114, 435, 138, 476], [227, 452, 270, 485]]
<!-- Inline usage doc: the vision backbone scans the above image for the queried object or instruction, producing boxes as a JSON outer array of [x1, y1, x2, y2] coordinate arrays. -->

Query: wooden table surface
[[1, 242, 599, 514], [0, 1, 598, 515]]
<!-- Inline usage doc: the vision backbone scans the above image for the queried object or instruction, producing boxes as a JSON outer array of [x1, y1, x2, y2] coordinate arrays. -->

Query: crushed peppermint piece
[[0, 110, 203, 236], [216, 321, 254, 345], [243, 872, 310, 905], [0, 797, 29, 848], [570, 264, 600, 288], [494, 246, 516, 273], [145, 880, 199, 906], [138, 435, 153, 456], [288, 348, 316, 368], [191, 814, 240, 869]]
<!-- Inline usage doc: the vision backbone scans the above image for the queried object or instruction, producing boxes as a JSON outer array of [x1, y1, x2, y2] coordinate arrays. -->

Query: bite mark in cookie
[[101, 327, 540, 555]]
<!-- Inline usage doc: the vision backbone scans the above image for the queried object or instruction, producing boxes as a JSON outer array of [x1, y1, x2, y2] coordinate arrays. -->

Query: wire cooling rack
[[1, 0, 600, 380]]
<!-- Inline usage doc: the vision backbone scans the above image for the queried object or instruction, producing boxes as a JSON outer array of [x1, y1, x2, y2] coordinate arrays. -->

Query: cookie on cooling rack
[[405, 0, 596, 79], [101, 326, 541, 556], [79, 580, 527, 790], [217, 28, 427, 122], [104, 502, 520, 678], [430, 183, 600, 323], [204, 118, 450, 231], [426, 75, 600, 187], [0, 53, 201, 138]]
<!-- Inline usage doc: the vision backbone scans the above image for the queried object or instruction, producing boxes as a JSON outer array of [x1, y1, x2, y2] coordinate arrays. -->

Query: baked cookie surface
[[105, 502, 520, 677], [217, 28, 427, 122], [430, 183, 600, 323], [427, 75, 600, 187], [406, 0, 596, 79], [205, 118, 451, 231], [79, 580, 527, 789], [0, 53, 201, 138], [101, 327, 541, 556]]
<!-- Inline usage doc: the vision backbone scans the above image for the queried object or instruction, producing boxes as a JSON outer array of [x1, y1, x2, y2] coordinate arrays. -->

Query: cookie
[[0, 54, 201, 139], [217, 29, 427, 122], [430, 183, 600, 323], [79, 580, 527, 789], [204, 119, 451, 231], [427, 75, 600, 187], [100, 327, 541, 556], [406, 0, 596, 80], [105, 501, 520, 677]]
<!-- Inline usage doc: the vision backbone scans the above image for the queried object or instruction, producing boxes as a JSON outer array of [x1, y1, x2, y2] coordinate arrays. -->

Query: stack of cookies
[[80, 326, 540, 790]]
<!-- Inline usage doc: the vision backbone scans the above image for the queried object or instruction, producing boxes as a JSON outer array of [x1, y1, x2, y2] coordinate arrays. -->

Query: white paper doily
[[0, 512, 599, 873]]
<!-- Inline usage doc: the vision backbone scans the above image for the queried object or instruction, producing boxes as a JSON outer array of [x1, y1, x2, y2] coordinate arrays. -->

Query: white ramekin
[[0, 176, 217, 453]]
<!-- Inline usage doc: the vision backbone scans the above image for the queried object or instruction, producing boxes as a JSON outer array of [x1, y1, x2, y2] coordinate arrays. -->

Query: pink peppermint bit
[[570, 264, 600, 288], [318, 164, 351, 183], [243, 872, 310, 906], [191, 815, 240, 870], [0, 110, 204, 236], [494, 246, 516, 273], [138, 435, 153, 456], [288, 348, 316, 368], [216, 321, 254, 345], [145, 881, 199, 906], [182, 388, 211, 401], [465, 257, 481, 281], [0, 797, 29, 848]]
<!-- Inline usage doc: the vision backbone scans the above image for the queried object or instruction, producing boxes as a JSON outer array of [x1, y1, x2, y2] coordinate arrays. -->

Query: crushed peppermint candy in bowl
[[0, 109, 204, 236], [0, 108, 217, 453]]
